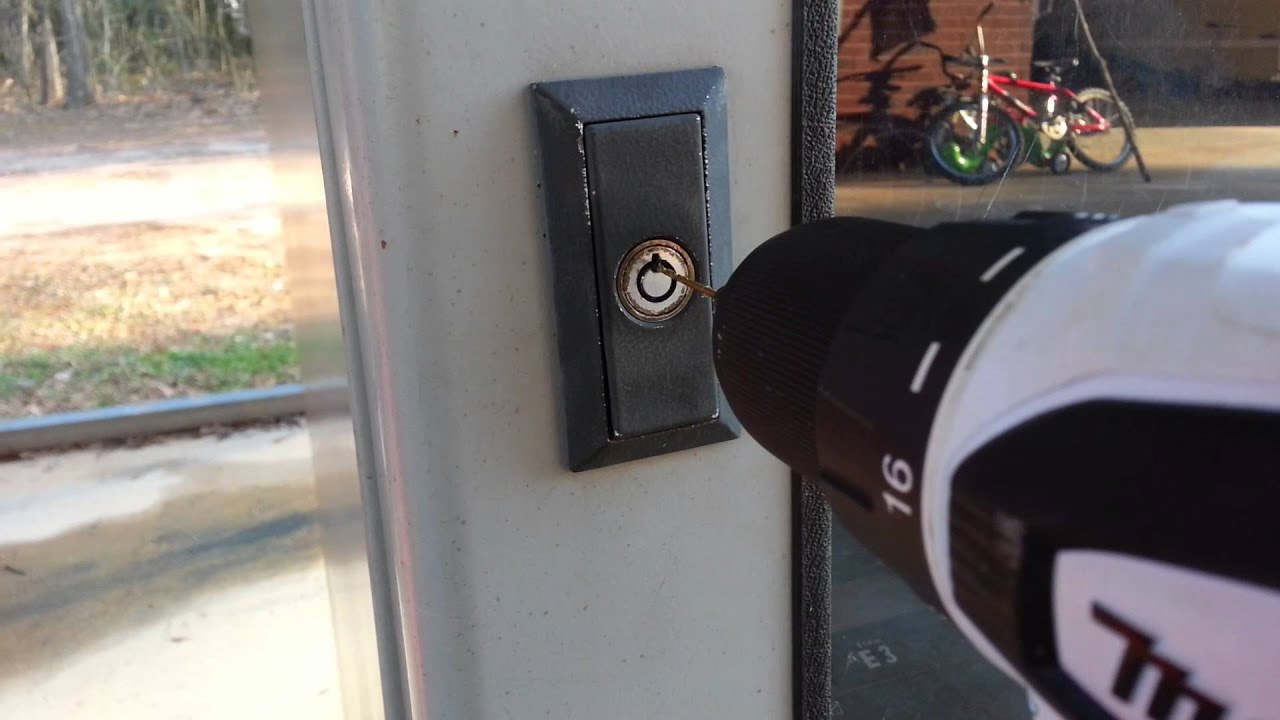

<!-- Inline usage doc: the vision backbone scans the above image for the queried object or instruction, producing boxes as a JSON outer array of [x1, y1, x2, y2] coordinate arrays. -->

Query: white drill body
[[923, 201, 1280, 719]]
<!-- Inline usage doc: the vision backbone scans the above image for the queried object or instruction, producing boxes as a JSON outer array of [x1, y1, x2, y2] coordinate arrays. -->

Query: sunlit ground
[[0, 99, 295, 416], [0, 423, 342, 719], [836, 126, 1280, 222]]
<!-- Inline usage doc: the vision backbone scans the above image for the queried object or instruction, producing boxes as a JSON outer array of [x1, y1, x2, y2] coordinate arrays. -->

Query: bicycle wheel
[[927, 101, 1021, 186], [1067, 88, 1134, 171]]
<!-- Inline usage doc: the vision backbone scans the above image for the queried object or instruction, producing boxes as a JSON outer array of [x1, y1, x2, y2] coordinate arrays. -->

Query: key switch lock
[[616, 238, 696, 323]]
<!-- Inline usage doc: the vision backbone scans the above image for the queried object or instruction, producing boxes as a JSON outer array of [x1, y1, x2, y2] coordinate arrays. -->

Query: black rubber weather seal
[[790, 0, 839, 717]]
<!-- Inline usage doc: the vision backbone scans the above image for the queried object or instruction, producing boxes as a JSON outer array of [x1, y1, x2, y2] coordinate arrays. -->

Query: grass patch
[[0, 332, 299, 418]]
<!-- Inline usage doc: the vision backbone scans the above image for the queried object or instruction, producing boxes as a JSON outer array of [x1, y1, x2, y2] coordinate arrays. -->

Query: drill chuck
[[712, 217, 918, 475]]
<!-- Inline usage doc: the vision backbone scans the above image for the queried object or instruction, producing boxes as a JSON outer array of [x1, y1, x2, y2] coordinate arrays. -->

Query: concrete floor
[[0, 423, 343, 719], [836, 126, 1280, 223]]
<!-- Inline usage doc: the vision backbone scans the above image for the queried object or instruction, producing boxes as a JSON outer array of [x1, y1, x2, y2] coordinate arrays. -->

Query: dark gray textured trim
[[792, 0, 838, 228], [530, 68, 738, 472], [791, 0, 839, 717], [795, 473, 834, 719]]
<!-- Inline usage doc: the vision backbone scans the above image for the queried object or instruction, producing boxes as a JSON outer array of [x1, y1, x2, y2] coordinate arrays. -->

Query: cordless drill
[[710, 201, 1280, 720]]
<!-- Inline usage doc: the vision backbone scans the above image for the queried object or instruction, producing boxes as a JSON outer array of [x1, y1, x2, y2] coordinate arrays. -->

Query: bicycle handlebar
[[944, 54, 1008, 68], [908, 41, 1009, 86], [942, 53, 1010, 70]]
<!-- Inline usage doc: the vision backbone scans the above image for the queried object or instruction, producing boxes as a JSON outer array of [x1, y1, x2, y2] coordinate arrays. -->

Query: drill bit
[[654, 265, 718, 300]]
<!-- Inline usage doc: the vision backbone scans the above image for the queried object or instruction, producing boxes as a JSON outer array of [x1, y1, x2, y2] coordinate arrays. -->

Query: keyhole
[[636, 253, 678, 303], [614, 238, 695, 323]]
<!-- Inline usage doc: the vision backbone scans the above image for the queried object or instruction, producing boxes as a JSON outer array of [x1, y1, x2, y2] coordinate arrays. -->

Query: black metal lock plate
[[531, 68, 737, 471], [585, 114, 718, 437]]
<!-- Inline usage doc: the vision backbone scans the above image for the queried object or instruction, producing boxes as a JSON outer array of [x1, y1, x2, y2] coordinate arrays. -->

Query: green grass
[[0, 333, 299, 417]]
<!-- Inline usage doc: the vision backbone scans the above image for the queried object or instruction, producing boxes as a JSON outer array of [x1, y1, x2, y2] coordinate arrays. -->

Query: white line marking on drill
[[980, 246, 1026, 283], [911, 342, 941, 394]]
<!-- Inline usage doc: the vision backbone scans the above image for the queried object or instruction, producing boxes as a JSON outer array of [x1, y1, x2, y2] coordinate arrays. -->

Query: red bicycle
[[926, 3, 1134, 185]]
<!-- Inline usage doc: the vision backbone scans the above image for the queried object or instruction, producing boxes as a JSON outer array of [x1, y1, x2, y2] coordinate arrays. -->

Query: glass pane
[[830, 0, 1278, 717], [836, 0, 1279, 221], [0, 15, 296, 419], [0, 425, 342, 718], [832, 522, 1031, 718], [0, 2, 379, 717]]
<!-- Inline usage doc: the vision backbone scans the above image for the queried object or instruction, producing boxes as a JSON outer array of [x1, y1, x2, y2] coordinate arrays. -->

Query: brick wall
[[837, 0, 1035, 169]]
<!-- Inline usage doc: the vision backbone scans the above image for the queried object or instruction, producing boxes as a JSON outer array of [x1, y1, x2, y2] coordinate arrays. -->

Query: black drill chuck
[[712, 212, 1114, 602], [711, 216, 919, 476]]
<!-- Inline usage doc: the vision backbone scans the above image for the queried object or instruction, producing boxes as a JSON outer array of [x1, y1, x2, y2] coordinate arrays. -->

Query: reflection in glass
[[836, 0, 1280, 223], [831, 522, 1030, 718], [830, 0, 1278, 717], [0, 1, 380, 717]]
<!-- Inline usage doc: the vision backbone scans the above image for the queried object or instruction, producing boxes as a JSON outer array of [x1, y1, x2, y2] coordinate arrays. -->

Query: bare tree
[[168, 0, 190, 73], [56, 0, 92, 106], [98, 0, 109, 65], [36, 0, 61, 105], [195, 0, 208, 70], [18, 0, 35, 93], [2, 0, 255, 106]]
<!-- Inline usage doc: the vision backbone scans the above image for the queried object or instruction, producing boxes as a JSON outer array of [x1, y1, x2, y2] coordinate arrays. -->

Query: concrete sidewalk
[[0, 423, 342, 719]]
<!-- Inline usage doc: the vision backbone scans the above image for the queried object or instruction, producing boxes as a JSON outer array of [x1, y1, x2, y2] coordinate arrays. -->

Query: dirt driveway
[[0, 142, 285, 352]]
